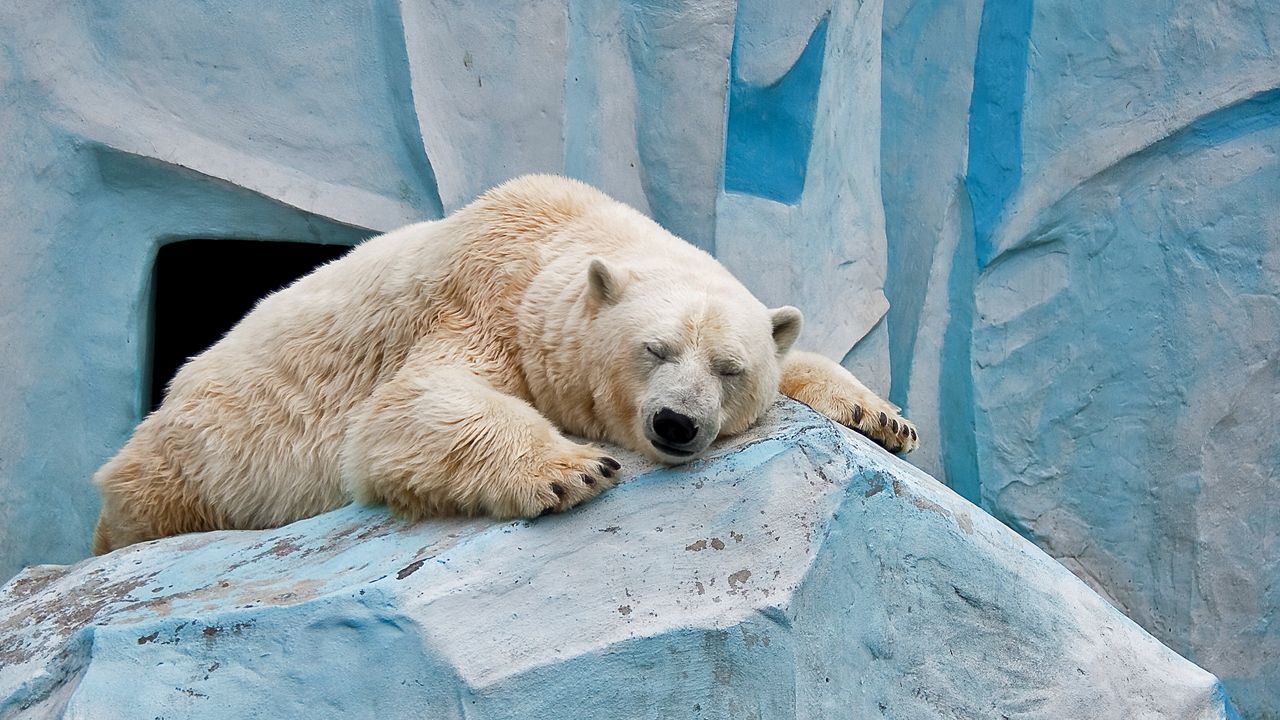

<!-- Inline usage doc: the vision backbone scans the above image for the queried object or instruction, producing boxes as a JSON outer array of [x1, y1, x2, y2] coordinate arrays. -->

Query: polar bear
[[92, 175, 915, 553]]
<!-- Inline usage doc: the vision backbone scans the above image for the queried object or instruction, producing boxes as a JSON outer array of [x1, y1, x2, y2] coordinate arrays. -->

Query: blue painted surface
[[372, 0, 445, 218], [723, 16, 827, 205], [879, 1, 1280, 716], [936, 186, 981, 505], [959, 4, 1280, 714], [964, 0, 1032, 265], [879, 0, 985, 495]]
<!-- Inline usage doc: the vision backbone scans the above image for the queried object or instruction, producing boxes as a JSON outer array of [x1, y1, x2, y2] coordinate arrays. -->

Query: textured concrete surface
[[0, 402, 1239, 719], [879, 2, 1280, 716], [880, 0, 984, 495]]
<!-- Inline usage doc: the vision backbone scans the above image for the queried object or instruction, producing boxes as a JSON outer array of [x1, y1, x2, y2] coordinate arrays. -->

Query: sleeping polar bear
[[92, 175, 916, 553]]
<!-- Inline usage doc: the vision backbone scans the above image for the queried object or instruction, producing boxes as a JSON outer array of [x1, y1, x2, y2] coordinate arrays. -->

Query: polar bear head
[[583, 258, 802, 465]]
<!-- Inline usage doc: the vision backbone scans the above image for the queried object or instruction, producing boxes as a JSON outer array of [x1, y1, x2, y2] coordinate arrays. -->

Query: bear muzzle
[[647, 407, 709, 461]]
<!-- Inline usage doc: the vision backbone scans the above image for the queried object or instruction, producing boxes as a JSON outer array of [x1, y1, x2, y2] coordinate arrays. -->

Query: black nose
[[653, 407, 698, 445]]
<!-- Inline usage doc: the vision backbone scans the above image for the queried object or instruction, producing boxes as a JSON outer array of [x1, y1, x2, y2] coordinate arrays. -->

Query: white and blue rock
[[0, 403, 1238, 718]]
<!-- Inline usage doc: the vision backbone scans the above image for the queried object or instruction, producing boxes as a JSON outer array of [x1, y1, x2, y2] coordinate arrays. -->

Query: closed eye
[[716, 364, 745, 377], [645, 343, 670, 361]]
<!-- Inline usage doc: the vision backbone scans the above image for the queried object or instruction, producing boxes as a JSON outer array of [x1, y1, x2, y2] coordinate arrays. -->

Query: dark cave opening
[[148, 239, 353, 412]]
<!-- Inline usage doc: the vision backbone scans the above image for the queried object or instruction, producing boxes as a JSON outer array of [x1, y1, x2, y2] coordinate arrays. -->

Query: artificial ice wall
[[0, 0, 1275, 716]]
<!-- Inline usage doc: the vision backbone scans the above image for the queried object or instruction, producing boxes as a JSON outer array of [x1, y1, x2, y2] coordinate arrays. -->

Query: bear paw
[[788, 388, 916, 455], [848, 401, 918, 454], [809, 393, 917, 454], [780, 352, 918, 454], [505, 445, 621, 518]]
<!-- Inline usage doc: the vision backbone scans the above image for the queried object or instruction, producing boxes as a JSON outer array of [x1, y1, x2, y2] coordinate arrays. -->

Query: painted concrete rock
[[0, 402, 1237, 719]]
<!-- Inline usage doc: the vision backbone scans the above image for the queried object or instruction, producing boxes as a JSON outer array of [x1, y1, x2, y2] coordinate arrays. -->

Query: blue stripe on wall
[[939, 183, 983, 504], [723, 16, 828, 205], [373, 0, 444, 218], [941, 0, 1035, 505], [965, 0, 1033, 266]]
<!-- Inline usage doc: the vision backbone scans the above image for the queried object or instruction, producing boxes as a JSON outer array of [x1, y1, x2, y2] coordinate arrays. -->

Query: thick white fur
[[92, 175, 914, 553]]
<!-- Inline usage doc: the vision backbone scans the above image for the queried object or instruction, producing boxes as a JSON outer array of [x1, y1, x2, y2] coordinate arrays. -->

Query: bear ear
[[587, 258, 626, 306], [769, 306, 803, 355]]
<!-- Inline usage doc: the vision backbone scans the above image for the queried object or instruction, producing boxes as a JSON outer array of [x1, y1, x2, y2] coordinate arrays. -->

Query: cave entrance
[[148, 239, 353, 412]]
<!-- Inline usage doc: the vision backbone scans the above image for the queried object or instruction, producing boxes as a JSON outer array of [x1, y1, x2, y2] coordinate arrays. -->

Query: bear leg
[[341, 356, 620, 520], [90, 434, 223, 553], [91, 516, 112, 556], [780, 350, 918, 453]]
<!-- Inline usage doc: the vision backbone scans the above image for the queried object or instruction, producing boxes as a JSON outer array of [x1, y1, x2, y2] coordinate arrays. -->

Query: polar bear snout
[[644, 404, 716, 463], [650, 407, 700, 454]]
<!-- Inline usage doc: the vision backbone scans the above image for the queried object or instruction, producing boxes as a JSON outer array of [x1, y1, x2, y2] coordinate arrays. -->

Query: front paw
[[852, 403, 918, 454], [806, 390, 917, 454], [539, 452, 621, 515], [780, 352, 918, 454], [500, 444, 620, 518]]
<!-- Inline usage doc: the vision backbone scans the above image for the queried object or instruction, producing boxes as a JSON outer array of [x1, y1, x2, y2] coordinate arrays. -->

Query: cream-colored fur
[[92, 175, 915, 553]]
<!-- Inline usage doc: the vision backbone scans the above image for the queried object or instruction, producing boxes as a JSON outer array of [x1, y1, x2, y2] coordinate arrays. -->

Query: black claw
[[889, 419, 899, 433], [910, 428, 917, 441], [581, 473, 596, 487], [851, 405, 864, 424], [601, 456, 621, 471], [879, 412, 888, 426], [551, 483, 566, 499], [598, 462, 615, 478]]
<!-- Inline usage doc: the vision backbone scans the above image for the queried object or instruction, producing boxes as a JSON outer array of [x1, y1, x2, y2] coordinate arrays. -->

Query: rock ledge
[[0, 401, 1238, 719]]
